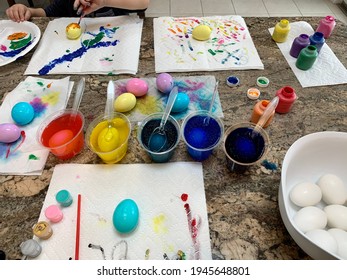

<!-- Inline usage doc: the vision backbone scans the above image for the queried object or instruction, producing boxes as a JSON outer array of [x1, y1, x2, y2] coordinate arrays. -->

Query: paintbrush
[[77, 5, 86, 25]]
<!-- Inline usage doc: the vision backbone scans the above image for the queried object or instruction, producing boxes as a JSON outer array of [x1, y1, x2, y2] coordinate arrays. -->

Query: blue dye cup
[[181, 110, 224, 161], [138, 113, 180, 163], [223, 122, 270, 173]]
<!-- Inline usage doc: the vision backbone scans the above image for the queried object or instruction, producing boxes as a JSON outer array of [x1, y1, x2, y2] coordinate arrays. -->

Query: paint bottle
[[20, 239, 42, 258], [56, 189, 73, 207], [296, 45, 318, 71], [250, 100, 275, 128], [316, 15, 336, 39], [289, 34, 310, 58], [272, 19, 291, 43], [309, 32, 325, 53], [275, 86, 297, 114], [33, 221, 53, 240]]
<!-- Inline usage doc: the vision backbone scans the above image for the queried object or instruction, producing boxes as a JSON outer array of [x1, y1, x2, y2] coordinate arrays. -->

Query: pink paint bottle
[[316, 15, 336, 39], [275, 86, 297, 113]]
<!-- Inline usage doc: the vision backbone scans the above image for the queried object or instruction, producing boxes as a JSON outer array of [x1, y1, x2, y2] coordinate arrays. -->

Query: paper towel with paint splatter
[[154, 15, 264, 73], [0, 76, 72, 175], [25, 16, 143, 75], [32, 162, 212, 260]]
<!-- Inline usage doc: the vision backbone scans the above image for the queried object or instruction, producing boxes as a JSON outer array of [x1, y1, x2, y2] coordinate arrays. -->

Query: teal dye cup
[[137, 113, 180, 163], [181, 110, 224, 161]]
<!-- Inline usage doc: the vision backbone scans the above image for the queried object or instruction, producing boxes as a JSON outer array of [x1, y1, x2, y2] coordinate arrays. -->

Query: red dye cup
[[37, 109, 85, 160]]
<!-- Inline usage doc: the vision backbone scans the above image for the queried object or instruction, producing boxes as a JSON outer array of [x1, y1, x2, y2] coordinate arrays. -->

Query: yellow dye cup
[[86, 112, 131, 164]]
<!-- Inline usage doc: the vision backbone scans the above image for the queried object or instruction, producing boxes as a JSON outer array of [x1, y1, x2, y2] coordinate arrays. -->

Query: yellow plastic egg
[[192, 25, 212, 41], [114, 93, 136, 113], [66, 23, 82, 40]]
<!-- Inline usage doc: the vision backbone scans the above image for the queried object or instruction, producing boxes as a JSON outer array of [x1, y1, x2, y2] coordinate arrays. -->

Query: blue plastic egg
[[11, 102, 35, 126], [172, 92, 190, 113], [113, 199, 139, 234]]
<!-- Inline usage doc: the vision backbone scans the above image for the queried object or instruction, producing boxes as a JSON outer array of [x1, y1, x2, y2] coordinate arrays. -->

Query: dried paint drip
[[181, 193, 201, 260], [88, 241, 128, 260], [162, 250, 187, 260]]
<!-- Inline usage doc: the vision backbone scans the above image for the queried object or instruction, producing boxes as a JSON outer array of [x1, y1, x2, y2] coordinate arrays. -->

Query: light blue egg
[[172, 92, 190, 113], [11, 102, 35, 126], [113, 199, 139, 234]]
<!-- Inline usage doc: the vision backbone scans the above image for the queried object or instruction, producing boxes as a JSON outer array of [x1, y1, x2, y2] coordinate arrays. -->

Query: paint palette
[[0, 20, 41, 67]]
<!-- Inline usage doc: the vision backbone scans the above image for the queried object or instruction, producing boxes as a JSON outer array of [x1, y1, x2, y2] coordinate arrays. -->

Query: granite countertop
[[0, 16, 346, 260]]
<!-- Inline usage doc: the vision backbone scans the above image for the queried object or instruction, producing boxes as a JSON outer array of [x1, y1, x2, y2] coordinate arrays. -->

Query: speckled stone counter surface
[[0, 16, 346, 260]]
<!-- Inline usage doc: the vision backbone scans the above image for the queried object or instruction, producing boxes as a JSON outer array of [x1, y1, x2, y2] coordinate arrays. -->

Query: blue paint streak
[[0, 41, 33, 58], [38, 40, 119, 75]]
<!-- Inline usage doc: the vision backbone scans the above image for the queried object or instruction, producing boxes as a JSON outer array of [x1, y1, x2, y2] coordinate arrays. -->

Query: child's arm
[[6, 4, 46, 22]]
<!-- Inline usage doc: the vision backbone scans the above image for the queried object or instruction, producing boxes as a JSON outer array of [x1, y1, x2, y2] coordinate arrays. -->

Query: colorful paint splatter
[[0, 32, 33, 58], [154, 15, 264, 72]]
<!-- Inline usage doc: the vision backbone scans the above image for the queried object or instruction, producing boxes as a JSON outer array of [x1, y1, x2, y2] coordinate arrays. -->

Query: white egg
[[290, 182, 322, 207], [324, 204, 347, 231], [306, 229, 337, 254], [317, 173, 346, 205], [293, 206, 327, 233], [328, 228, 347, 259]]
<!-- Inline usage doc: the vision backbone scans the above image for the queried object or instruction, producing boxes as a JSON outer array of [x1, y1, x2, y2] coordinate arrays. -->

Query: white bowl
[[279, 131, 347, 260]]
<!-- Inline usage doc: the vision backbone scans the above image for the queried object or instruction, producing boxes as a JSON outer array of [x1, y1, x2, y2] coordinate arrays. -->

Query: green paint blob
[[10, 34, 32, 50], [258, 79, 267, 84], [37, 81, 44, 87], [82, 32, 105, 47], [29, 154, 39, 160], [208, 49, 216, 55]]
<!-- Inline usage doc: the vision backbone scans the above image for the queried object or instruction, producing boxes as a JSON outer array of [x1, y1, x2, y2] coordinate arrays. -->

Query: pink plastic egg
[[156, 73, 174, 94], [48, 129, 74, 148], [0, 123, 21, 143], [126, 78, 148, 97]]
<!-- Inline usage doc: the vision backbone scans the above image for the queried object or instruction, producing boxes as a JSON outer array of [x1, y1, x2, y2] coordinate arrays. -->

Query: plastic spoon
[[148, 86, 178, 152], [203, 80, 219, 126], [97, 80, 120, 152]]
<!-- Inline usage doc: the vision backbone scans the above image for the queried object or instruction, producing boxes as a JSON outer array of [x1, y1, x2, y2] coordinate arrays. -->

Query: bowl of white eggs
[[279, 131, 347, 259]]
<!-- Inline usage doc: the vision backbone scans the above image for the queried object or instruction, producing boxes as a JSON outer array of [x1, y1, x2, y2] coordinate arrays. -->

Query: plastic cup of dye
[[223, 122, 270, 173], [37, 109, 85, 160], [181, 110, 224, 161], [86, 112, 131, 164], [138, 113, 180, 163]]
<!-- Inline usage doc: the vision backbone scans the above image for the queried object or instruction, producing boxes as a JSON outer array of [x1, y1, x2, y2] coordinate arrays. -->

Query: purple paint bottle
[[289, 34, 310, 58], [309, 32, 325, 53]]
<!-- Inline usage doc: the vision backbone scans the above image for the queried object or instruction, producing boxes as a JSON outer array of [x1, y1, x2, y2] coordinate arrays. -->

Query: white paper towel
[[32, 162, 212, 260], [269, 21, 347, 88]]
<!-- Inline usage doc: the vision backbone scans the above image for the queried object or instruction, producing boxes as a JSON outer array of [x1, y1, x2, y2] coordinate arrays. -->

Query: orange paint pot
[[250, 100, 275, 128]]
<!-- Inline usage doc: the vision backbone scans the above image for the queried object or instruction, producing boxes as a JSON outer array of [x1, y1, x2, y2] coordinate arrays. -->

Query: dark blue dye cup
[[181, 110, 224, 161], [223, 122, 269, 173], [138, 113, 180, 163]]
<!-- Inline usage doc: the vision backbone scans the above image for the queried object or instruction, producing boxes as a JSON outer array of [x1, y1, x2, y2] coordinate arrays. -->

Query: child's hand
[[74, 0, 104, 16], [6, 4, 32, 22]]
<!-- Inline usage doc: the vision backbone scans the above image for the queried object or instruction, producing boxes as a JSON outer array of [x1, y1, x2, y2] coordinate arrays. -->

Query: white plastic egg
[[306, 229, 337, 254], [324, 204, 347, 231], [317, 173, 346, 205], [290, 182, 322, 207], [293, 206, 327, 233], [114, 93, 136, 113], [328, 228, 347, 259]]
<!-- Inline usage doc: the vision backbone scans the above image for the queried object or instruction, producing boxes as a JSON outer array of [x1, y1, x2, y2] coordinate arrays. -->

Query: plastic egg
[[0, 123, 21, 143], [66, 23, 82, 40], [11, 102, 35, 126], [114, 93, 136, 113], [306, 229, 338, 254], [48, 129, 74, 148], [192, 25, 212, 41], [290, 182, 322, 207], [324, 205, 347, 231], [293, 206, 327, 233], [172, 92, 190, 113], [126, 78, 148, 97], [113, 198, 139, 234], [156, 73, 174, 94], [317, 173, 346, 205]]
